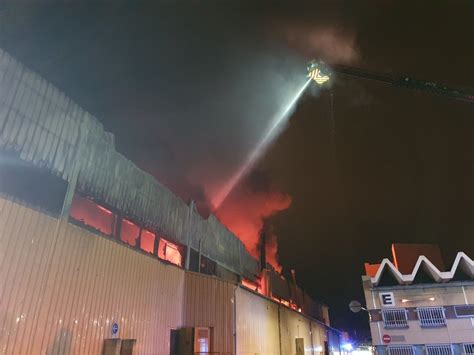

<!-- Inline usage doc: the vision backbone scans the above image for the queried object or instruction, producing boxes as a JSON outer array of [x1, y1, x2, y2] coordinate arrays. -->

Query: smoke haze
[[0, 1, 359, 267]]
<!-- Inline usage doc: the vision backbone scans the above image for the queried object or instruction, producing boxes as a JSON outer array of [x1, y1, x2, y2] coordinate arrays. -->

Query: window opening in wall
[[417, 307, 446, 328], [0, 151, 67, 215], [69, 193, 115, 235], [241, 278, 259, 292], [425, 345, 453, 355], [271, 296, 291, 308], [455, 305, 474, 318], [189, 248, 200, 272], [158, 238, 182, 267], [382, 308, 408, 328], [120, 218, 140, 247], [140, 229, 155, 254], [387, 345, 415, 355], [193, 327, 210, 354], [199, 255, 216, 276]]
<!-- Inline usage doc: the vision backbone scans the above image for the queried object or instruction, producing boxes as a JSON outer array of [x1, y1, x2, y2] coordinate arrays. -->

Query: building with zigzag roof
[[362, 244, 474, 355]]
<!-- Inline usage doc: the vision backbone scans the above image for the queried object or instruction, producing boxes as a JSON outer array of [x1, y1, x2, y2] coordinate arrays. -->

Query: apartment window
[[464, 344, 474, 355], [387, 345, 415, 355], [417, 307, 446, 327], [382, 308, 408, 328], [425, 345, 453, 355], [140, 229, 155, 254]]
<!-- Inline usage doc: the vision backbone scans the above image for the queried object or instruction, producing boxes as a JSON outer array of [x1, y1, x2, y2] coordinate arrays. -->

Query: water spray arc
[[212, 78, 312, 209], [213, 57, 474, 210]]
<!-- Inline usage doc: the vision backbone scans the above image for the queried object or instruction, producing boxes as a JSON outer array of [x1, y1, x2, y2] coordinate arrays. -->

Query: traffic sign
[[382, 334, 391, 344], [112, 322, 119, 336]]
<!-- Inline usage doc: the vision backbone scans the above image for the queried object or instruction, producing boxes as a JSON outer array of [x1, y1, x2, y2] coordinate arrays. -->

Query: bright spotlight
[[342, 343, 353, 351], [307, 60, 331, 85]]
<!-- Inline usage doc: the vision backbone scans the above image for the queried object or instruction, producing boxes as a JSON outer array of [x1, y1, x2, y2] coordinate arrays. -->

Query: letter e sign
[[379, 292, 395, 307]]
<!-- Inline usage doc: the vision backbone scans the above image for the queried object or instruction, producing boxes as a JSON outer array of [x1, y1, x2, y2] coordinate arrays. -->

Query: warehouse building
[[362, 244, 474, 355], [0, 48, 345, 354]]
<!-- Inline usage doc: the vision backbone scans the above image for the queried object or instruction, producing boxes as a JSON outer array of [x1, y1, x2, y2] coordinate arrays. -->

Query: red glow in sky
[[215, 185, 291, 272]]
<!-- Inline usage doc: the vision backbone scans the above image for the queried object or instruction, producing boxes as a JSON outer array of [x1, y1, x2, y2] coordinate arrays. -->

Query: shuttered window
[[417, 307, 446, 327], [387, 345, 415, 355], [382, 308, 408, 328], [425, 345, 453, 355], [464, 344, 474, 354]]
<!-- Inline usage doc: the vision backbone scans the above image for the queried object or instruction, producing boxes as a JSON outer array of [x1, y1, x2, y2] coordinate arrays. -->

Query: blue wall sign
[[112, 322, 119, 336]]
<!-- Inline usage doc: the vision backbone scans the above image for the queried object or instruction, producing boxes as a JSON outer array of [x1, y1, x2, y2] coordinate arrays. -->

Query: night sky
[[1, 1, 473, 335]]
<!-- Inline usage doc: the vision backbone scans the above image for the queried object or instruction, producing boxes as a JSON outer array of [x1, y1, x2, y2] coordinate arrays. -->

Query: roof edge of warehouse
[[0, 47, 258, 279]]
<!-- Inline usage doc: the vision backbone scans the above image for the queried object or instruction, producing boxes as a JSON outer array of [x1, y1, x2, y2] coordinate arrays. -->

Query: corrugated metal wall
[[279, 306, 313, 354], [310, 321, 327, 354], [0, 196, 343, 354], [182, 272, 235, 354], [235, 287, 281, 355], [0, 48, 344, 354], [0, 197, 184, 355], [0, 47, 259, 279], [235, 287, 338, 355]]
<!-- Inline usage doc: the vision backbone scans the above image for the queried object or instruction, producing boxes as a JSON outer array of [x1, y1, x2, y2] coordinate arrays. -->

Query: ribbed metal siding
[[183, 272, 235, 354], [235, 287, 280, 355], [279, 306, 312, 354], [0, 47, 259, 279], [0, 197, 184, 354], [311, 321, 327, 354]]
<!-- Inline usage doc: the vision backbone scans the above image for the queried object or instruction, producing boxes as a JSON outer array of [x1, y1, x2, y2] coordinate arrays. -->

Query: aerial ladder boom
[[307, 60, 474, 104]]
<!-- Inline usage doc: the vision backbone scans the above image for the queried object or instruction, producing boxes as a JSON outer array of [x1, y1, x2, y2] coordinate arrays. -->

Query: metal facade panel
[[310, 321, 328, 354], [0, 197, 184, 354], [279, 306, 313, 354], [234, 287, 337, 355], [0, 48, 258, 278], [183, 272, 235, 354], [235, 287, 281, 355]]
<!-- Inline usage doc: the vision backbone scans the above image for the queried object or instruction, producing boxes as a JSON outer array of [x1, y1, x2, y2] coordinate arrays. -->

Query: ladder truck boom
[[307, 60, 474, 104]]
